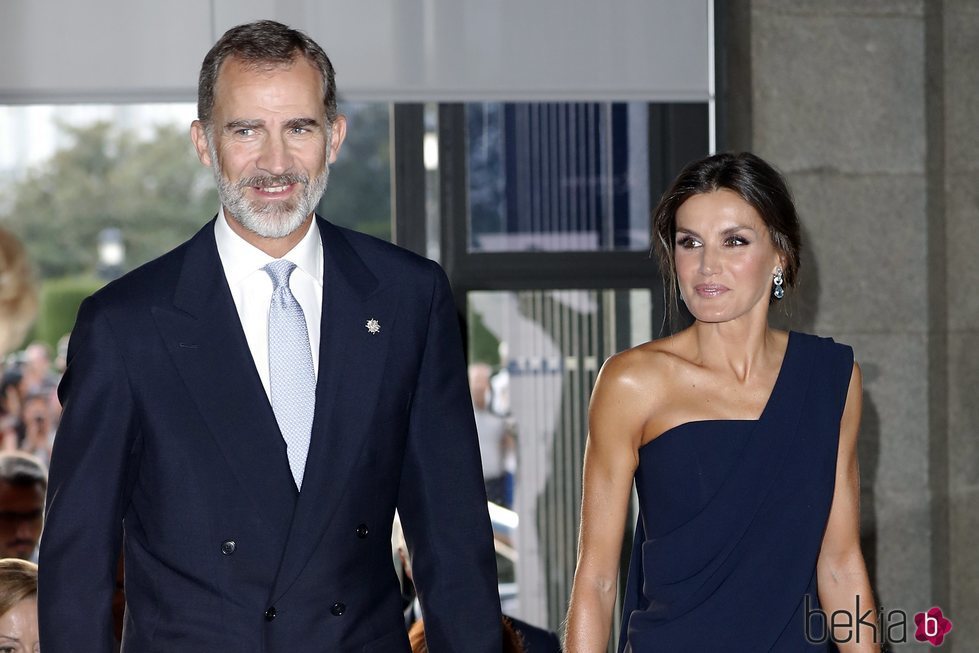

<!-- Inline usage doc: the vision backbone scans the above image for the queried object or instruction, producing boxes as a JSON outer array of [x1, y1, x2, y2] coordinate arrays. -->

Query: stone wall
[[718, 1, 977, 648]]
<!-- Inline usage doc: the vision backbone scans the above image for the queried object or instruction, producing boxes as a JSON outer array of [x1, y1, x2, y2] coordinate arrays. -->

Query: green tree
[[1, 120, 215, 279]]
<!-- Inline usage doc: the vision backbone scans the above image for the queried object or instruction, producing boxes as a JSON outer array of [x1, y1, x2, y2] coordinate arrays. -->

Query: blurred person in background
[[0, 559, 40, 653], [0, 229, 37, 359], [469, 362, 515, 507], [18, 394, 54, 466], [0, 453, 46, 561], [0, 229, 41, 464], [18, 345, 53, 397], [0, 370, 24, 452]]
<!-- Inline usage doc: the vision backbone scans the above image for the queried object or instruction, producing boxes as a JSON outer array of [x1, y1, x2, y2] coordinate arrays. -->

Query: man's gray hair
[[197, 19, 339, 126]]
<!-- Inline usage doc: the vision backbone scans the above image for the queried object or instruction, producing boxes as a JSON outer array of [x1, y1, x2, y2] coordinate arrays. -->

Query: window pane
[[467, 102, 650, 253], [0, 103, 209, 280], [467, 288, 652, 631], [318, 102, 392, 241]]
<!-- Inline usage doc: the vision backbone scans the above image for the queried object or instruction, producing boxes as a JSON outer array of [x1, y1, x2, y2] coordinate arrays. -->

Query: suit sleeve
[[397, 262, 503, 651], [39, 296, 138, 652]]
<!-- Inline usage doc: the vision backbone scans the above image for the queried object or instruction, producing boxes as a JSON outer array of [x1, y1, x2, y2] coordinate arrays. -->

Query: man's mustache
[[238, 173, 307, 189]]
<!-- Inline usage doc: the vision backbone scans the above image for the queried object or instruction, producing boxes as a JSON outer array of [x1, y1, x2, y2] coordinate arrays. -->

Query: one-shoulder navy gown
[[617, 332, 853, 652]]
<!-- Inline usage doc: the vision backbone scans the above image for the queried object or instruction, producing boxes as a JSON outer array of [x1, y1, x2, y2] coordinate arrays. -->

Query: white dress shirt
[[213, 210, 323, 400]]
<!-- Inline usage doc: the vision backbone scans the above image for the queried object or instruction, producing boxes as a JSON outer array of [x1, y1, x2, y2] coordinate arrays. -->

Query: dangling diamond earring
[[773, 267, 785, 300]]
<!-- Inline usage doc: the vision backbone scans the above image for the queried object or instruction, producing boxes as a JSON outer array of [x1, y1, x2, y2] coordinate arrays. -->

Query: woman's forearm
[[564, 581, 616, 653], [817, 553, 880, 652]]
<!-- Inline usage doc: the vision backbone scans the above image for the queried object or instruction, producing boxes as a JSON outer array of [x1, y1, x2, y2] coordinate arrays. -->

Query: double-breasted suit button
[[220, 540, 236, 555], [264, 607, 277, 621], [331, 602, 346, 616], [355, 523, 369, 538]]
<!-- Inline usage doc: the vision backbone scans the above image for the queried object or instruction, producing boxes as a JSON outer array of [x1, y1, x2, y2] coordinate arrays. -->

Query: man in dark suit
[[38, 20, 501, 652]]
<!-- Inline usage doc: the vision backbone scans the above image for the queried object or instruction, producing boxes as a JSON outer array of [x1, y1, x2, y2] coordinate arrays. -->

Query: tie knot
[[264, 259, 297, 289]]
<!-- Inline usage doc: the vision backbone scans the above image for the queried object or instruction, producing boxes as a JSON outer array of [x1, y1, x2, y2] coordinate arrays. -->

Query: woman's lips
[[694, 283, 729, 297]]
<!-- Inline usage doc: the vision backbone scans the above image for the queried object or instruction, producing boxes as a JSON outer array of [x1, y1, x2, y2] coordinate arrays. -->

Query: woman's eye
[[676, 236, 701, 249], [725, 235, 749, 246]]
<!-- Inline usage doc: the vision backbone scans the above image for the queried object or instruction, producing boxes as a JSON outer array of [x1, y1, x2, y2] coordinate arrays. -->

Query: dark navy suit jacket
[[38, 217, 502, 652]]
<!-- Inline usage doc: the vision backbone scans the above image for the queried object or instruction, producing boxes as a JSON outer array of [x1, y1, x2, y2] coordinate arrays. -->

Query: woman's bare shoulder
[[593, 334, 692, 413]]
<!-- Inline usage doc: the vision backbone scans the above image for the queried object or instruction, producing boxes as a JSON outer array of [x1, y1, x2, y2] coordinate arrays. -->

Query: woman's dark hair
[[651, 152, 802, 317]]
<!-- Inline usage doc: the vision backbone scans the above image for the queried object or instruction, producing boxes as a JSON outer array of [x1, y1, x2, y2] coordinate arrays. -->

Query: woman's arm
[[565, 353, 649, 652], [817, 362, 880, 652]]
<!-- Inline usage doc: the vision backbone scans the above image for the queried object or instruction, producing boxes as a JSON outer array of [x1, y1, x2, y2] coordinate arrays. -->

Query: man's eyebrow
[[284, 117, 321, 130], [224, 119, 264, 132]]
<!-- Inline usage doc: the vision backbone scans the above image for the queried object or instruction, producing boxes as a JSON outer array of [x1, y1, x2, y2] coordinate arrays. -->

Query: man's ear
[[327, 115, 348, 164], [190, 120, 213, 167]]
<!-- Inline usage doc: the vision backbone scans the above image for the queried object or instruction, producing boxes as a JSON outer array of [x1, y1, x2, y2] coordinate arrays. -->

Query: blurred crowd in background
[[1, 339, 65, 468], [0, 227, 51, 566], [1, 225, 63, 563]]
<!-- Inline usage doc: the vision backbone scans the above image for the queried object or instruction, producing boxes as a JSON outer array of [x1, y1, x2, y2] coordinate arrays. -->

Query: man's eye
[[235, 128, 255, 137]]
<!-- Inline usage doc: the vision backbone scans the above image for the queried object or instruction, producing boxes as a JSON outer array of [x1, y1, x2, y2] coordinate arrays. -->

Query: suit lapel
[[271, 218, 400, 601], [151, 221, 297, 542]]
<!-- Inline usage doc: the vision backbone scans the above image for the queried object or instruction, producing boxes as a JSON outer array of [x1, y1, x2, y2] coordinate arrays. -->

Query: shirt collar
[[214, 208, 323, 285]]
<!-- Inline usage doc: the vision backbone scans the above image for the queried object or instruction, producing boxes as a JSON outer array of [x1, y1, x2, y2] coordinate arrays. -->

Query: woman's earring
[[773, 267, 785, 300]]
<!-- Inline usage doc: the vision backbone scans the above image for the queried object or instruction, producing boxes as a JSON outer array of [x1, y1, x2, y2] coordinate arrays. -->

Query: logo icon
[[914, 606, 952, 647], [365, 318, 381, 335]]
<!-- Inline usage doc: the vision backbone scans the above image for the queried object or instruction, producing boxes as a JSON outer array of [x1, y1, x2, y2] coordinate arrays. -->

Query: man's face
[[191, 56, 346, 240], [0, 481, 45, 559], [22, 397, 50, 436]]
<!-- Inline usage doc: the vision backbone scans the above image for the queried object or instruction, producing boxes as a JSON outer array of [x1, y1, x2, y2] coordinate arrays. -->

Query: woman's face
[[0, 597, 39, 653], [674, 189, 783, 324]]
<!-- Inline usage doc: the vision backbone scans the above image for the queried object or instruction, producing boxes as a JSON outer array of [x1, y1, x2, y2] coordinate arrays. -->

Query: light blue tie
[[265, 260, 316, 490]]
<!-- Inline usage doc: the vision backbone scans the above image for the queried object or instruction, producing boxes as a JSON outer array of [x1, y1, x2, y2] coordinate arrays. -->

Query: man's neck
[[222, 211, 315, 259]]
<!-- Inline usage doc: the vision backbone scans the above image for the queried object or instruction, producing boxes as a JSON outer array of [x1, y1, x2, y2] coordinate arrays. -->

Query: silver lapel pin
[[365, 318, 381, 335]]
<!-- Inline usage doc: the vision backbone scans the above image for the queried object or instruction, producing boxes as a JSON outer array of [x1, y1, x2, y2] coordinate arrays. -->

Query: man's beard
[[209, 142, 329, 239]]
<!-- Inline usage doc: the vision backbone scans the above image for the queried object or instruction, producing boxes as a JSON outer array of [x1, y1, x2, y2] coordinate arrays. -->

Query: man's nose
[[257, 133, 292, 175]]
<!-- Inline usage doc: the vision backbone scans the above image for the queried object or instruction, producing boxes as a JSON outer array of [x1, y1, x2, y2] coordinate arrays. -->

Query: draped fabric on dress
[[617, 332, 854, 652]]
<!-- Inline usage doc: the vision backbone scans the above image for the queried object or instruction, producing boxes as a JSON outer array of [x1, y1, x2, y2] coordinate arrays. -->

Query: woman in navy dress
[[565, 153, 879, 652]]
